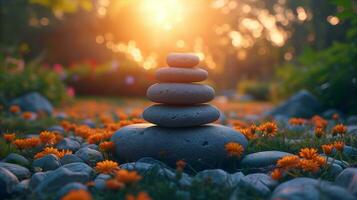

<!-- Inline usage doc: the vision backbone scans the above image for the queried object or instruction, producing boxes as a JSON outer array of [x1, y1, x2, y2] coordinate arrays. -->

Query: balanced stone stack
[[111, 53, 248, 171]]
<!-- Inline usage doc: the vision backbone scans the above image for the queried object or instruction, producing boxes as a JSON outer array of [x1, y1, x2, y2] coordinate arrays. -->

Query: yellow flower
[[258, 122, 278, 137], [321, 144, 334, 155], [277, 155, 300, 169], [39, 131, 57, 145], [3, 133, 16, 143], [299, 148, 318, 159], [299, 159, 320, 173], [95, 160, 119, 174], [99, 141, 115, 152], [116, 169, 142, 184], [270, 168, 283, 180], [61, 189, 92, 200], [224, 142, 244, 158], [332, 124, 347, 136]]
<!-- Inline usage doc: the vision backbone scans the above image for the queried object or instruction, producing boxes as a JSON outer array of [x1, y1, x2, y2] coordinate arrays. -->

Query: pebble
[[147, 83, 215, 105], [143, 104, 220, 127], [156, 67, 208, 83], [166, 53, 200, 68], [0, 162, 31, 180]]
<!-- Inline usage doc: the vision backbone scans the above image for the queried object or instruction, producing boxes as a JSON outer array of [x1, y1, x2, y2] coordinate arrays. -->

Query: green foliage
[[276, 0, 357, 114], [0, 55, 68, 106]]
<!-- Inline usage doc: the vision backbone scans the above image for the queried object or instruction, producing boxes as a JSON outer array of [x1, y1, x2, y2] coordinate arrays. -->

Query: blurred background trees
[[0, 0, 356, 113]]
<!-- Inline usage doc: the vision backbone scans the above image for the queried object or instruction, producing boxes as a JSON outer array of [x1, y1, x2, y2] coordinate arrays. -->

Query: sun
[[139, 0, 186, 30]]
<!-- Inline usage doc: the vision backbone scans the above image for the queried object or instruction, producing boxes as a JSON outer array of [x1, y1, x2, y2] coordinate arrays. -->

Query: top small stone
[[167, 53, 200, 68]]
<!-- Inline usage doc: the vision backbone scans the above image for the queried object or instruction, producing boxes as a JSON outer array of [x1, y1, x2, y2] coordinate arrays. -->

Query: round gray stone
[[32, 154, 61, 171], [240, 151, 293, 169], [74, 147, 103, 166], [156, 67, 208, 83], [147, 83, 215, 105], [0, 162, 31, 180], [3, 153, 30, 167], [143, 104, 220, 127], [167, 53, 200, 68], [56, 138, 80, 152], [0, 167, 19, 198], [111, 123, 248, 170]]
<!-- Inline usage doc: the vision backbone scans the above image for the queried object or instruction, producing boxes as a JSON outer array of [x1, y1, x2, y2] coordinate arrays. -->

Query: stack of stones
[[111, 53, 248, 171]]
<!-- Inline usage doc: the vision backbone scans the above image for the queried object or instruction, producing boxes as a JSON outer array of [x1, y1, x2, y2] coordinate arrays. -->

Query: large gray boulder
[[240, 151, 293, 170], [111, 123, 248, 170], [0, 167, 19, 198], [265, 90, 323, 118], [10, 92, 53, 115], [335, 168, 357, 196]]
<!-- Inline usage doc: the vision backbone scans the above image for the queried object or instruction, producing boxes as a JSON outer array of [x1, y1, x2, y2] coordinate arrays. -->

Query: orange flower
[[39, 131, 57, 145], [321, 144, 334, 155], [313, 156, 327, 167], [87, 133, 103, 144], [299, 159, 320, 173], [106, 179, 124, 190], [311, 115, 328, 129], [238, 126, 258, 140], [126, 192, 152, 200], [61, 120, 76, 131], [13, 137, 40, 149], [176, 160, 186, 171], [3, 133, 16, 143], [258, 122, 278, 137], [271, 168, 283, 180], [9, 105, 21, 113], [22, 112, 33, 120], [95, 160, 119, 174], [299, 148, 318, 159], [224, 142, 244, 158], [314, 127, 324, 138], [277, 155, 300, 169], [333, 141, 344, 152], [289, 118, 306, 126], [74, 125, 92, 139], [116, 169, 142, 184], [332, 113, 340, 120], [332, 124, 347, 136], [55, 133, 64, 143], [61, 189, 92, 200], [34, 147, 72, 159], [229, 119, 248, 129], [99, 141, 115, 152]]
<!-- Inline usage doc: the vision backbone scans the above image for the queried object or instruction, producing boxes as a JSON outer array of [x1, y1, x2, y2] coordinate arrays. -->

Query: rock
[[272, 177, 356, 200], [56, 182, 87, 199], [143, 104, 220, 127], [240, 151, 293, 170], [265, 90, 323, 118], [81, 119, 96, 128], [156, 67, 208, 83], [60, 154, 84, 165], [56, 138, 81, 152], [166, 53, 200, 68], [329, 163, 343, 178], [136, 157, 168, 167], [10, 92, 53, 115], [237, 173, 275, 197], [347, 115, 357, 125], [29, 172, 51, 191], [33, 167, 90, 199], [343, 145, 357, 157], [94, 174, 111, 190], [32, 154, 61, 171], [348, 126, 357, 136], [147, 83, 215, 105], [3, 153, 30, 167], [74, 147, 103, 166], [13, 179, 29, 194], [243, 173, 278, 190], [60, 163, 94, 178], [47, 125, 65, 134], [0, 162, 31, 180], [80, 143, 99, 150], [195, 169, 242, 188], [335, 168, 357, 196], [112, 123, 248, 170], [0, 167, 19, 198], [322, 109, 343, 119]]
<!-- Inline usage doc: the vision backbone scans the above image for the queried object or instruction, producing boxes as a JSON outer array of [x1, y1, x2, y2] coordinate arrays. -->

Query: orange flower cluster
[[332, 124, 347, 136], [258, 122, 278, 137], [3, 133, 16, 143], [311, 115, 328, 129], [95, 160, 119, 174], [238, 125, 258, 140], [225, 142, 244, 158], [314, 127, 325, 138], [126, 192, 152, 200], [333, 141, 344, 151], [34, 147, 72, 159], [321, 141, 344, 155], [13, 137, 40, 149], [9, 105, 21, 113], [106, 169, 142, 190], [22, 112, 33, 120], [229, 119, 249, 129], [271, 147, 327, 180], [289, 118, 307, 126], [39, 131, 57, 145], [99, 141, 115, 152], [61, 189, 92, 200], [61, 120, 76, 132]]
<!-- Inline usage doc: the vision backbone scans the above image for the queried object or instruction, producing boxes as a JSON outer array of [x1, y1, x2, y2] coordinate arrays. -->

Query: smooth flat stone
[[143, 104, 220, 127], [111, 123, 248, 171], [156, 67, 208, 83], [147, 83, 215, 105], [167, 53, 200, 68]]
